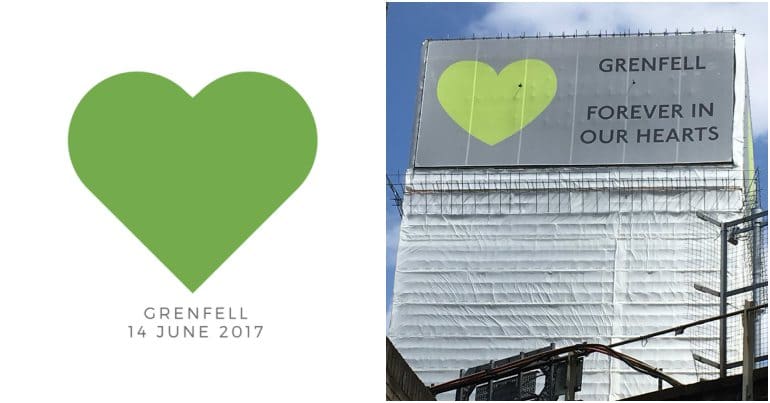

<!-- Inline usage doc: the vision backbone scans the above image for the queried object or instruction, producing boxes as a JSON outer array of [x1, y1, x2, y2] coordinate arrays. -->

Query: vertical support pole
[[751, 208, 762, 369], [455, 369, 464, 401], [514, 352, 523, 400], [751, 207, 762, 305], [657, 369, 663, 391], [566, 352, 577, 401], [742, 300, 755, 401], [486, 360, 494, 401], [548, 357, 556, 400], [720, 225, 728, 378]]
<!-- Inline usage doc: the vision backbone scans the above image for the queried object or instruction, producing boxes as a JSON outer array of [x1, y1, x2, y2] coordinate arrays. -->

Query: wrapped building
[[387, 32, 758, 400]]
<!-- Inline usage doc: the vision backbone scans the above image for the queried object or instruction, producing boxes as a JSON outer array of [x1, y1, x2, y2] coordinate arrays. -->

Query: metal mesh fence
[[686, 218, 723, 380], [751, 224, 768, 369], [686, 175, 767, 380]]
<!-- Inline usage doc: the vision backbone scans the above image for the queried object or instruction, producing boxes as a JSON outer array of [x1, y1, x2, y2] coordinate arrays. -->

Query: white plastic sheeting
[[390, 202, 745, 400], [388, 34, 751, 402]]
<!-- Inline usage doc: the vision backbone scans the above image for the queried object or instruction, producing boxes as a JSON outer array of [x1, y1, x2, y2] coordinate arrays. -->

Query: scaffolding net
[[686, 179, 767, 380]]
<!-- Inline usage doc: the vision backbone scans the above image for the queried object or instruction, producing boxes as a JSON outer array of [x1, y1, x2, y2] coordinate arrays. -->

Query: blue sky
[[386, 2, 769, 322]]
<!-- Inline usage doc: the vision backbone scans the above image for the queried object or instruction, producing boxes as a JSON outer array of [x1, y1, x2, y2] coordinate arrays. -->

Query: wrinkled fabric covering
[[389, 201, 744, 400]]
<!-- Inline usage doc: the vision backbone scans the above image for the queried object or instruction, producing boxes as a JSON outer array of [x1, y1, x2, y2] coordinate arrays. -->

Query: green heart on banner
[[69, 72, 316, 292], [437, 59, 557, 146]]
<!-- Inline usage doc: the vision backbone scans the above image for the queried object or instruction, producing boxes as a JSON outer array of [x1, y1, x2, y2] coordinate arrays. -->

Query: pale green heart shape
[[437, 59, 558, 146]]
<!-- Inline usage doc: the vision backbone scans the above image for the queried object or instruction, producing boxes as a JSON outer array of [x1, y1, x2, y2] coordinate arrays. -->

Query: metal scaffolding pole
[[742, 300, 755, 400], [752, 207, 763, 369], [698, 209, 767, 379], [752, 207, 762, 304], [720, 225, 728, 378], [566, 352, 577, 401]]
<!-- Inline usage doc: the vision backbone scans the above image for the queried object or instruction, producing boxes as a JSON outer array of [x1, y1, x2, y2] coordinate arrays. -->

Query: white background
[[0, 1, 383, 401]]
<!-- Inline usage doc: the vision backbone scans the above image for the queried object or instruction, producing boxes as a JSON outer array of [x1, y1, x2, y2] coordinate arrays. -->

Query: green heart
[[437, 59, 557, 146], [69, 72, 316, 292]]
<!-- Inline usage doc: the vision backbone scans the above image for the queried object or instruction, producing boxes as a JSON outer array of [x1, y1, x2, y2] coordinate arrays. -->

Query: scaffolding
[[687, 206, 768, 381], [389, 167, 752, 216]]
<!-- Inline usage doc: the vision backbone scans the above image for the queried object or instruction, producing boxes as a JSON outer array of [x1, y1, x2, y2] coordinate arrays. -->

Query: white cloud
[[466, 2, 768, 135]]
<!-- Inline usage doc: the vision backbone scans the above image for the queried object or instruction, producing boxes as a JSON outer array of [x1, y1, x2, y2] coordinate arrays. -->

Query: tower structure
[[388, 32, 757, 400]]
